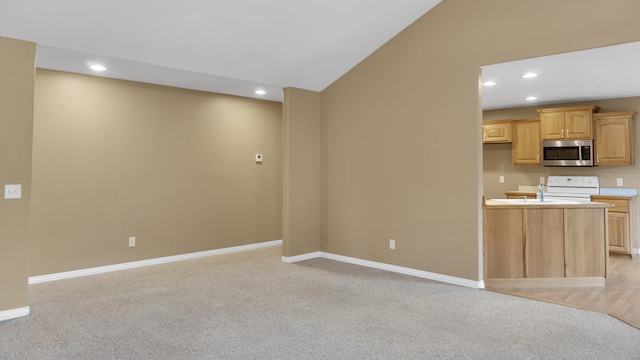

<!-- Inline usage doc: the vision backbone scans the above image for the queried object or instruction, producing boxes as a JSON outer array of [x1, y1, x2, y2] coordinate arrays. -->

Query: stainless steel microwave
[[541, 139, 594, 167]]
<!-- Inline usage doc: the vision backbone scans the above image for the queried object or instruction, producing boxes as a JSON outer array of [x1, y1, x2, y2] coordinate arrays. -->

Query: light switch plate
[[4, 184, 21, 199]]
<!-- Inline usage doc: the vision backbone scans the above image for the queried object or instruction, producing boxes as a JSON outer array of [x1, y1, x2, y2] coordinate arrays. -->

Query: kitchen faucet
[[539, 184, 545, 202]]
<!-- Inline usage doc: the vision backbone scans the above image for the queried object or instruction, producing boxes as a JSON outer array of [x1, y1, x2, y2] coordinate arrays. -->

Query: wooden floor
[[487, 254, 640, 330]]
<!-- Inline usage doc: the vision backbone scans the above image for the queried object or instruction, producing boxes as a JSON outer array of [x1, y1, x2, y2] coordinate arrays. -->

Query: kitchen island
[[483, 199, 611, 288]]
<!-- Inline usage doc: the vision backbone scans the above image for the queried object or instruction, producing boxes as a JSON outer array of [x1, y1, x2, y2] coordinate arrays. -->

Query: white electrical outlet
[[499, 176, 504, 183], [4, 184, 22, 199], [129, 236, 136, 247], [539, 177, 545, 185], [617, 178, 623, 186], [389, 239, 395, 250]]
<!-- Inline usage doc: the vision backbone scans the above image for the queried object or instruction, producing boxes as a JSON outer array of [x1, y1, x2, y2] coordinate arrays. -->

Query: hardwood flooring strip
[[485, 254, 640, 330]]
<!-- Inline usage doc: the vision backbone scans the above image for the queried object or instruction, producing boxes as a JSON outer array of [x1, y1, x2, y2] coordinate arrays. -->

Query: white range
[[545, 176, 599, 203]]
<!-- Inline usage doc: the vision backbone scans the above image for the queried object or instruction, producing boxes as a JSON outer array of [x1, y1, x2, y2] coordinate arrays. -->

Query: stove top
[[545, 176, 599, 201]]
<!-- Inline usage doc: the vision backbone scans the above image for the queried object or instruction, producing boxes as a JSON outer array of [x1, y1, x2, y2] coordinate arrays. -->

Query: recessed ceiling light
[[482, 81, 497, 87], [89, 64, 107, 71], [254, 90, 266, 95], [526, 96, 538, 101], [522, 72, 538, 78]]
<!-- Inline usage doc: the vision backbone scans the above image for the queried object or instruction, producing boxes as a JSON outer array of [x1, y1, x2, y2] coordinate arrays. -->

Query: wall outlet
[[617, 178, 623, 186], [4, 184, 22, 199], [389, 239, 396, 250], [539, 177, 545, 185], [499, 176, 504, 183], [129, 236, 136, 247]]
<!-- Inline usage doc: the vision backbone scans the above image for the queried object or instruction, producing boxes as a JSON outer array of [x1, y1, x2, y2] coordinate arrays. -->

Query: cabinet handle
[[567, 129, 570, 139], [483, 133, 487, 141], [536, 155, 540, 162], [561, 129, 564, 138], [597, 154, 600, 163]]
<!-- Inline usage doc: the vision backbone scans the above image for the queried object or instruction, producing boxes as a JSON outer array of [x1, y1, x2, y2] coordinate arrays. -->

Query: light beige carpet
[[1, 245, 639, 359]]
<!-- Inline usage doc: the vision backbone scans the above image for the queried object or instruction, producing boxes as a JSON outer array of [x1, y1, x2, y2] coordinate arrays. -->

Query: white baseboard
[[0, 306, 30, 322], [281, 251, 324, 263], [282, 251, 483, 289], [29, 239, 282, 284]]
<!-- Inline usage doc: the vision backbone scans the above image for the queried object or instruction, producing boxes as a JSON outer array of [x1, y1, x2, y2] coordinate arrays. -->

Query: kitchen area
[[483, 103, 640, 257], [482, 101, 640, 329], [499, 175, 638, 255]]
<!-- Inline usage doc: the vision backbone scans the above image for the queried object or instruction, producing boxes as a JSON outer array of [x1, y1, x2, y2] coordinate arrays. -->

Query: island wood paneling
[[484, 203, 609, 288], [524, 208, 565, 278], [564, 208, 607, 278], [483, 209, 523, 279]]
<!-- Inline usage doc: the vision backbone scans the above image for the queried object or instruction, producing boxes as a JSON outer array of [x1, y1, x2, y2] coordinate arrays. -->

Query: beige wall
[[30, 69, 283, 276], [4, 0, 640, 313], [282, 88, 322, 257], [315, 0, 640, 281], [0, 37, 35, 312]]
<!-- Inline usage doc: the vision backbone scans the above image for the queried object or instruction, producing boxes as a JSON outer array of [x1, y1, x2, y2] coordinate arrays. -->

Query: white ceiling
[[0, 0, 441, 102], [481, 42, 640, 110], [1, 1, 639, 108]]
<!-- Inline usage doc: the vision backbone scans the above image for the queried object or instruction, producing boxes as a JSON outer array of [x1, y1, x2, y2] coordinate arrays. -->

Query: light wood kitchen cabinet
[[504, 191, 536, 199], [593, 111, 637, 165], [537, 105, 599, 140], [482, 120, 512, 143], [483, 202, 609, 287], [608, 212, 629, 252], [512, 119, 540, 165], [591, 195, 636, 255]]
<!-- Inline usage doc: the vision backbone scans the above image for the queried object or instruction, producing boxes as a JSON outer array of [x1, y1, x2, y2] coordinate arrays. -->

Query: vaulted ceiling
[[0, 0, 441, 102], [2, 1, 639, 109]]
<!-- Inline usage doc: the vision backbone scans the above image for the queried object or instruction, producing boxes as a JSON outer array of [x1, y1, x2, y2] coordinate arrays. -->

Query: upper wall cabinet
[[537, 105, 600, 140], [512, 119, 540, 165], [482, 120, 512, 143], [594, 111, 637, 165]]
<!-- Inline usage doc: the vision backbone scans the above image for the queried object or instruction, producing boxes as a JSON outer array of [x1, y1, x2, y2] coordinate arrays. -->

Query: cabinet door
[[608, 212, 630, 254], [594, 116, 632, 165], [564, 110, 593, 139], [564, 208, 606, 277], [512, 120, 541, 165], [483, 123, 512, 143], [540, 112, 565, 140], [524, 209, 565, 278]]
